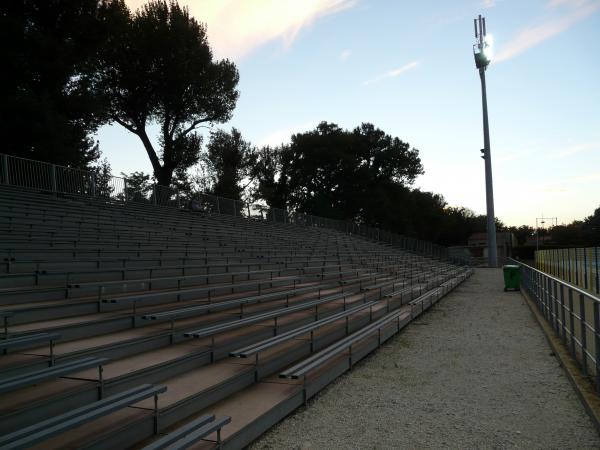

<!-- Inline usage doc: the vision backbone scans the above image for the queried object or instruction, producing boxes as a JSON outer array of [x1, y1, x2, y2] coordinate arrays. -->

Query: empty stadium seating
[[0, 185, 472, 449]]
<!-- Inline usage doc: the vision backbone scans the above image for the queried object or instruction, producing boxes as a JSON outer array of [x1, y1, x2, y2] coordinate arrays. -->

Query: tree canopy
[[205, 128, 256, 201], [99, 0, 239, 186], [252, 122, 424, 222], [0, 0, 123, 167]]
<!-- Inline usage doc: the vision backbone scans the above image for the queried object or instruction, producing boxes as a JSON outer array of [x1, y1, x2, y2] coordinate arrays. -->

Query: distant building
[[524, 234, 552, 247], [467, 231, 517, 259]]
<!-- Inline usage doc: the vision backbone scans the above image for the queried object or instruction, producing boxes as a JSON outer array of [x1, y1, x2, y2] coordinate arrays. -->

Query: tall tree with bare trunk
[[99, 0, 239, 186]]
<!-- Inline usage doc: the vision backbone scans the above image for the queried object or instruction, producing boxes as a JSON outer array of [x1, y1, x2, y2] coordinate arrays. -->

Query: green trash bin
[[503, 265, 521, 292]]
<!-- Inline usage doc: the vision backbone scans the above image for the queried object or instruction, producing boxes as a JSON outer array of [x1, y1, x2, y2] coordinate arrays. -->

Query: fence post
[[594, 301, 600, 391], [176, 188, 180, 208], [216, 196, 221, 214], [51, 164, 57, 193], [90, 173, 96, 197], [568, 289, 575, 357], [579, 293, 587, 374], [247, 202, 251, 218], [123, 179, 128, 202], [584, 249, 589, 291], [2, 154, 8, 185], [152, 184, 157, 205], [576, 248, 581, 287], [594, 247, 600, 296]]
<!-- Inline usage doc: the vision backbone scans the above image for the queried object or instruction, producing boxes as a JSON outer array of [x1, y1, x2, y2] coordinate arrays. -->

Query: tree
[[0, 0, 124, 167], [91, 158, 114, 198], [251, 121, 523, 244], [205, 128, 257, 201], [256, 122, 423, 222], [506, 225, 535, 246], [99, 0, 239, 186], [549, 205, 600, 247], [250, 146, 291, 210], [119, 171, 152, 202]]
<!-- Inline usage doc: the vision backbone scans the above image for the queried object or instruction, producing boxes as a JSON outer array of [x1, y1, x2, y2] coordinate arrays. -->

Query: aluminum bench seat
[[280, 275, 470, 381], [339, 273, 383, 285], [279, 306, 412, 379], [141, 283, 334, 322], [102, 275, 308, 308], [1, 310, 12, 336], [142, 414, 231, 450], [0, 383, 166, 450], [184, 290, 363, 340], [230, 300, 380, 359], [68, 267, 303, 290], [0, 259, 321, 288], [0, 356, 108, 395], [361, 279, 407, 292], [0, 332, 60, 361]]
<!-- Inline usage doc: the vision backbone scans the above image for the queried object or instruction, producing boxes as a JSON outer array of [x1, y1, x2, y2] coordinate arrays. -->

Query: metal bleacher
[[0, 185, 472, 449]]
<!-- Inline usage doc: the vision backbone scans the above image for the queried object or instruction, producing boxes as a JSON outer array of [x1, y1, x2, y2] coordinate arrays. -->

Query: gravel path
[[251, 268, 600, 449]]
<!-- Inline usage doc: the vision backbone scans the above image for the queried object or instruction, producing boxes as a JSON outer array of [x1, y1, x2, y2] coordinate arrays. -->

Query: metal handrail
[[510, 257, 600, 391], [510, 258, 600, 304]]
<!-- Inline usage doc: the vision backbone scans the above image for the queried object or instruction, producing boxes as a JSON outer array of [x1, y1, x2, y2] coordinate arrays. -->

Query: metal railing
[[512, 258, 600, 391], [0, 152, 463, 263], [536, 248, 600, 296]]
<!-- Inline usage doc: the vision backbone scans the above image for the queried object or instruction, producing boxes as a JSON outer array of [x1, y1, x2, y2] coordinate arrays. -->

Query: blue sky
[[98, 0, 600, 226]]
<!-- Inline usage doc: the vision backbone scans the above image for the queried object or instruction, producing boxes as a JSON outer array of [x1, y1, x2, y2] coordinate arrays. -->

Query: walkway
[[252, 268, 600, 449]]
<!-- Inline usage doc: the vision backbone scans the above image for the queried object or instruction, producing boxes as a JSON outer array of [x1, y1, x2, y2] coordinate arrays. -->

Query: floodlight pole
[[474, 14, 497, 268]]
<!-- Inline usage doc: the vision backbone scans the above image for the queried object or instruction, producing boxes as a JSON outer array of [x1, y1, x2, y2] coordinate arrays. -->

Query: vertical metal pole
[[575, 248, 580, 288], [51, 164, 57, 193], [568, 289, 575, 357], [595, 247, 599, 295], [2, 154, 9, 185], [568, 248, 572, 283], [579, 293, 587, 374], [90, 173, 96, 197], [594, 301, 600, 391], [560, 284, 566, 344], [553, 280, 558, 333], [584, 249, 589, 291], [479, 68, 497, 268]]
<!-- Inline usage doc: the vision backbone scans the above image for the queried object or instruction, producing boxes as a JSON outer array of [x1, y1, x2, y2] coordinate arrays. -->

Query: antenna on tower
[[473, 15, 490, 69], [475, 15, 487, 51]]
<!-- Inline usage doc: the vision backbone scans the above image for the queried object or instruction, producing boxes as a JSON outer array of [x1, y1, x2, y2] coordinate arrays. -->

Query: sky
[[98, 0, 600, 227]]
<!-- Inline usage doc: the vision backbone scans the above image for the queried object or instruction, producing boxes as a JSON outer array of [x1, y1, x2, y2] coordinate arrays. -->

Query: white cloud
[[495, 148, 534, 163], [126, 0, 357, 60], [547, 141, 600, 159], [495, 0, 600, 62], [570, 173, 600, 183], [546, 0, 589, 9], [482, 0, 496, 8], [363, 61, 419, 86], [339, 49, 352, 61]]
